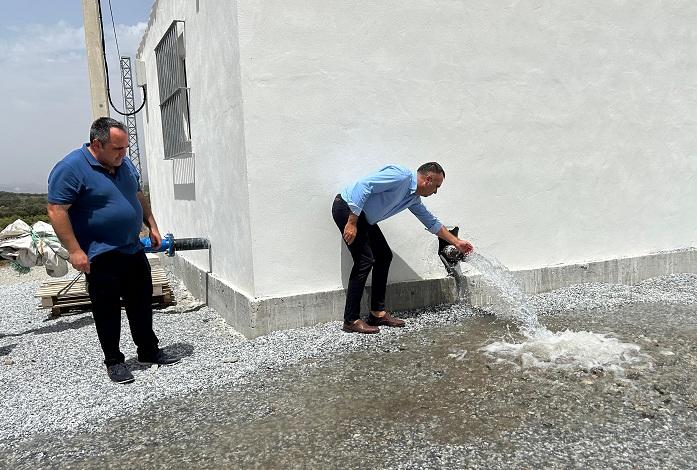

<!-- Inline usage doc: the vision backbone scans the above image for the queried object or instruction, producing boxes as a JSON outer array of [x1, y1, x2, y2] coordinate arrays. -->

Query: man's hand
[[343, 214, 358, 245], [454, 239, 474, 255], [149, 227, 163, 250], [436, 226, 474, 255], [69, 249, 91, 274], [343, 223, 357, 245]]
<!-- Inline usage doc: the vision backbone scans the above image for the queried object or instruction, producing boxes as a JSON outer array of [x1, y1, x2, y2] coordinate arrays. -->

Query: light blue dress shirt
[[340, 165, 443, 234]]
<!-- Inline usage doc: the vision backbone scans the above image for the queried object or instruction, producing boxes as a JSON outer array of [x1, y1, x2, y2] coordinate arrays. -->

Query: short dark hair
[[89, 117, 127, 145], [417, 162, 445, 178]]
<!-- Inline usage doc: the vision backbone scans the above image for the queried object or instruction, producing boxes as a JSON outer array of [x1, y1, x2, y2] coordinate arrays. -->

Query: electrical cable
[[106, 0, 128, 112], [107, 0, 121, 59], [96, 0, 146, 116]]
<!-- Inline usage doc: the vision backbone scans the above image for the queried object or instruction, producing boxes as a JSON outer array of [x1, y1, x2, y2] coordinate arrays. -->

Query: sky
[[0, 0, 154, 192]]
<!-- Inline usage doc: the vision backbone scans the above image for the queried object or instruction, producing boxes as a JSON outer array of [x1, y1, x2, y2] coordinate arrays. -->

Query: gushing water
[[463, 252, 543, 335], [458, 252, 648, 372]]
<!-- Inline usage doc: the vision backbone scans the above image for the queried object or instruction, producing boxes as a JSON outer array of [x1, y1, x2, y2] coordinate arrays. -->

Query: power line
[[107, 0, 121, 59], [96, 0, 146, 116], [107, 0, 129, 117]]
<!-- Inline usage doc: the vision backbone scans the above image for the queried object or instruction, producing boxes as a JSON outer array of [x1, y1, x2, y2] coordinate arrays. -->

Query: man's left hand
[[454, 239, 474, 255], [149, 227, 163, 250]]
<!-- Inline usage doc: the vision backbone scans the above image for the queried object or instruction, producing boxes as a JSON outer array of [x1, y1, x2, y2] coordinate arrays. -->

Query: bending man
[[332, 162, 473, 334]]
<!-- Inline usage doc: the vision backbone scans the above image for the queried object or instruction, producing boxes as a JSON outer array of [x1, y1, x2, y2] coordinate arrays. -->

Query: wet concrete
[[3, 302, 697, 469]]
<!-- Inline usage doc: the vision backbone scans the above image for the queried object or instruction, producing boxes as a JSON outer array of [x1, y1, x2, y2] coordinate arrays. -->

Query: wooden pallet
[[35, 265, 175, 317]]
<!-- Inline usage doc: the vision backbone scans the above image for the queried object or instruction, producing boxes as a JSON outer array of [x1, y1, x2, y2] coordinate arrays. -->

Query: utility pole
[[82, 0, 109, 119]]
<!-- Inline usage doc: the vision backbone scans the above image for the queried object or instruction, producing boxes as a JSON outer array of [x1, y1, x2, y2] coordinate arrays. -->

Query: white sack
[[0, 219, 69, 277]]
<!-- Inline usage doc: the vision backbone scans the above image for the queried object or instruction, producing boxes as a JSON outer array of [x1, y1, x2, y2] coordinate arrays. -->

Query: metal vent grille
[[155, 21, 193, 160]]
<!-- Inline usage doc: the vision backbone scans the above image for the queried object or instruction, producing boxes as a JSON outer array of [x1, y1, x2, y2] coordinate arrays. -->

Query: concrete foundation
[[463, 248, 697, 309], [168, 248, 696, 338], [167, 254, 457, 338]]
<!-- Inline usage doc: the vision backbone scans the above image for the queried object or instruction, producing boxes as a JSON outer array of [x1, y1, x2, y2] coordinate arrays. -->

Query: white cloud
[[0, 21, 86, 65], [0, 21, 149, 192], [0, 21, 147, 65], [107, 22, 148, 56]]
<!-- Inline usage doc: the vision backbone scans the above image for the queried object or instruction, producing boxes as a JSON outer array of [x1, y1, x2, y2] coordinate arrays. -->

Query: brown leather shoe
[[342, 319, 380, 334], [367, 311, 406, 328]]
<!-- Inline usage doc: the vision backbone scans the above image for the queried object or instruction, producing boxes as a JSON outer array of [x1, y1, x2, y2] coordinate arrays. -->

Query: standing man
[[332, 162, 473, 334], [48, 117, 179, 384]]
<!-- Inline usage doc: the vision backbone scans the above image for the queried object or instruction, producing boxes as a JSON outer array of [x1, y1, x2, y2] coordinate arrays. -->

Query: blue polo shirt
[[47, 144, 144, 260], [341, 165, 443, 234]]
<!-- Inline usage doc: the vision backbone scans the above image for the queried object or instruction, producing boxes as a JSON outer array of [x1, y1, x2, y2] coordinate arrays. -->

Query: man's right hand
[[343, 215, 358, 245], [69, 249, 91, 274], [343, 223, 357, 245]]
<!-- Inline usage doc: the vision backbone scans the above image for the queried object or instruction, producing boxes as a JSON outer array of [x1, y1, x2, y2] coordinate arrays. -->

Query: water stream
[[458, 252, 649, 373]]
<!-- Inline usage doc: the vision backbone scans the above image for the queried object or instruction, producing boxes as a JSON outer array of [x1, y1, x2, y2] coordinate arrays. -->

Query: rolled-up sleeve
[[345, 182, 370, 215], [409, 202, 443, 234]]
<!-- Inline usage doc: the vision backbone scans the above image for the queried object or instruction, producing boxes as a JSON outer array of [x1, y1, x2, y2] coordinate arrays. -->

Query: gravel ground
[[4, 303, 697, 469], [1, 265, 697, 468], [530, 274, 697, 314], [0, 263, 475, 442]]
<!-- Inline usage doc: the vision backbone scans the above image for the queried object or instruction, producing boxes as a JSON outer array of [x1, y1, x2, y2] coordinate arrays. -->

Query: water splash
[[481, 329, 649, 373], [457, 251, 647, 372]]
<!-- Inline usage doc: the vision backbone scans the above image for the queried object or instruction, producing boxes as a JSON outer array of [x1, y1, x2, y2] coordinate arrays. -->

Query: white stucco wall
[[139, 1, 697, 302], [137, 0, 255, 296], [237, 0, 697, 298]]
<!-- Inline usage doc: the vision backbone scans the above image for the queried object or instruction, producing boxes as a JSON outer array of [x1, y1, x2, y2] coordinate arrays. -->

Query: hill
[[0, 191, 49, 230]]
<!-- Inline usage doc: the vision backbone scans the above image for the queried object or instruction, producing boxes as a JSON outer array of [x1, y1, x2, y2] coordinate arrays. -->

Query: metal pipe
[[140, 233, 209, 257], [173, 237, 209, 252]]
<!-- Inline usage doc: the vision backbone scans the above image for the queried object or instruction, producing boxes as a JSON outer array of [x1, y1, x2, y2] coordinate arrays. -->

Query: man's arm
[[436, 226, 474, 255], [47, 203, 91, 273], [136, 191, 162, 249], [407, 203, 473, 253]]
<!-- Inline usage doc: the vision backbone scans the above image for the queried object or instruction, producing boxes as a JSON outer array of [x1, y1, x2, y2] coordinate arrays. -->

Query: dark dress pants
[[332, 195, 393, 322], [86, 250, 159, 366]]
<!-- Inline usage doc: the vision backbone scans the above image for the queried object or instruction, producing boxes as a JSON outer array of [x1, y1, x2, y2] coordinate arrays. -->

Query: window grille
[[155, 21, 193, 159]]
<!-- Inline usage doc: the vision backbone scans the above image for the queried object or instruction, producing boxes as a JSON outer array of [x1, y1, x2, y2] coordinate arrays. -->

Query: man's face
[[421, 172, 444, 197], [92, 128, 128, 170]]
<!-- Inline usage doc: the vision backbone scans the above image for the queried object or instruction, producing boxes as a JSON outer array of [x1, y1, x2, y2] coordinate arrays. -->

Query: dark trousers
[[332, 195, 393, 322], [86, 250, 159, 366]]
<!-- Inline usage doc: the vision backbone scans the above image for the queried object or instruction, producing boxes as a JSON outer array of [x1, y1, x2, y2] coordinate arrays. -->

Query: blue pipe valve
[[140, 233, 175, 256]]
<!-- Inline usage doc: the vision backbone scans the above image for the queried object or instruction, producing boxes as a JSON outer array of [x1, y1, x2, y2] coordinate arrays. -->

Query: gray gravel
[[0, 264, 474, 442], [4, 302, 697, 470], [529, 274, 697, 314], [1, 265, 697, 453]]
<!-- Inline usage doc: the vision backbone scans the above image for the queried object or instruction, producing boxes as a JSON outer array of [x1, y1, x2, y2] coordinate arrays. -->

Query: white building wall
[[139, 1, 697, 304], [138, 0, 255, 296], [237, 0, 697, 298]]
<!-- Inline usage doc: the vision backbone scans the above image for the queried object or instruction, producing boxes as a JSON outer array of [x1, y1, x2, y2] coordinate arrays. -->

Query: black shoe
[[138, 349, 181, 366], [107, 363, 135, 384]]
